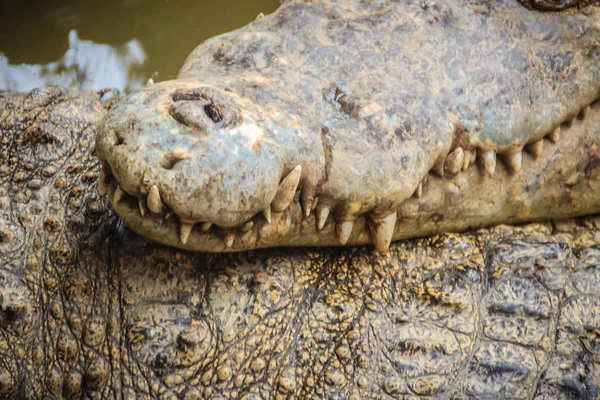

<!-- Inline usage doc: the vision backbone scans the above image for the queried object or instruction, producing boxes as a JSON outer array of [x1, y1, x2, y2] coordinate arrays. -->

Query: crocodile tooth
[[240, 221, 254, 232], [480, 150, 496, 175], [336, 220, 354, 245], [317, 204, 330, 230], [462, 149, 471, 171], [414, 182, 423, 198], [445, 147, 464, 175], [138, 198, 146, 216], [147, 185, 164, 214], [180, 223, 193, 244], [469, 149, 477, 166], [302, 197, 313, 217], [504, 151, 522, 173], [271, 165, 302, 212], [527, 140, 543, 159], [431, 158, 445, 177], [114, 185, 125, 204], [262, 206, 272, 224], [201, 222, 212, 231], [370, 211, 397, 253], [224, 231, 235, 248], [98, 170, 108, 196], [548, 127, 560, 143], [147, 78, 154, 86]]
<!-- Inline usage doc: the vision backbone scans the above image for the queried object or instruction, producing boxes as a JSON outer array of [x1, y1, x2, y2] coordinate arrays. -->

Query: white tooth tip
[[138, 198, 146, 216], [240, 221, 254, 233], [147, 185, 164, 214], [180, 223, 193, 244], [370, 212, 397, 254], [201, 222, 212, 231], [445, 147, 464, 175], [114, 185, 125, 204], [527, 140, 543, 159], [303, 198, 312, 217], [317, 205, 330, 230], [505, 151, 522, 173], [271, 165, 302, 212], [336, 220, 354, 245], [263, 207, 272, 224], [224, 232, 235, 248], [548, 127, 560, 143], [147, 78, 154, 86], [462, 149, 471, 171], [481, 150, 496, 175]]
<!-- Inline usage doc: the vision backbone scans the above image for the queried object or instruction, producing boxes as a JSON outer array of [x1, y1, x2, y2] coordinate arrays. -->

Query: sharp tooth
[[414, 182, 423, 198], [147, 185, 164, 214], [262, 206, 272, 224], [527, 140, 543, 159], [201, 222, 212, 231], [336, 220, 354, 245], [271, 165, 302, 212], [224, 231, 235, 248], [138, 198, 146, 216], [180, 223, 193, 244], [445, 147, 464, 175], [114, 185, 125, 204], [147, 78, 154, 86], [316, 204, 330, 230], [462, 149, 471, 171], [504, 151, 522, 173], [302, 197, 313, 217], [240, 221, 254, 232], [469, 149, 477, 166], [98, 170, 108, 196], [370, 211, 397, 254], [548, 127, 560, 143], [431, 158, 445, 177], [480, 150, 496, 175]]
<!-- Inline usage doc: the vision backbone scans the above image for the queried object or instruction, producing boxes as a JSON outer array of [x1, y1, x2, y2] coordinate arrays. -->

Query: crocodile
[[2, 87, 600, 399], [96, 0, 600, 253]]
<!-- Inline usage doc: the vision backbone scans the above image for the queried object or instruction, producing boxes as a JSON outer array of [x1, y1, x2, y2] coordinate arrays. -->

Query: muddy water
[[0, 0, 279, 91]]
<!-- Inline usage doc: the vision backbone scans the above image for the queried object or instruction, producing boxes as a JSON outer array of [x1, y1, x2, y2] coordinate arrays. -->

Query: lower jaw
[[106, 103, 600, 252]]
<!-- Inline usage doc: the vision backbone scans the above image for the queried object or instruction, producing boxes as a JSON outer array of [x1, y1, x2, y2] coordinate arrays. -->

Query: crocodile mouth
[[98, 99, 600, 252]]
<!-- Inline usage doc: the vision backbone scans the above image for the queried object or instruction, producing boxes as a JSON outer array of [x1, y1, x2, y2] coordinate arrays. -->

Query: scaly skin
[[96, 0, 600, 253], [2, 87, 600, 398]]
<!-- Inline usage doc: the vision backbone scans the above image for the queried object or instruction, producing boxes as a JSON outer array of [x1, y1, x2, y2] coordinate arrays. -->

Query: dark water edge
[[0, 0, 279, 91]]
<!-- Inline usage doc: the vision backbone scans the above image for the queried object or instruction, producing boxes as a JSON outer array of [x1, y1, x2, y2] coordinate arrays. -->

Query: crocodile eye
[[204, 102, 224, 123]]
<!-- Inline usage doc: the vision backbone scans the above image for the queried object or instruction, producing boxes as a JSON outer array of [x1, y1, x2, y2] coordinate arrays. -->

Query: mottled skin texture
[[97, 0, 600, 252], [2, 87, 600, 399]]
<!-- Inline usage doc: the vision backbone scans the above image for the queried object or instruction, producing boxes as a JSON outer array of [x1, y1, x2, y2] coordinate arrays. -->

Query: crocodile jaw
[[96, 0, 600, 252]]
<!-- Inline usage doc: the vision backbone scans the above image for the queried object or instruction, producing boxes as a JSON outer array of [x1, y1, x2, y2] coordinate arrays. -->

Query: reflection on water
[[0, 0, 279, 92], [0, 30, 146, 91]]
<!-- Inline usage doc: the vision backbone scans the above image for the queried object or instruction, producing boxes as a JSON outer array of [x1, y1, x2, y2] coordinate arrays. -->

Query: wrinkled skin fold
[[2, 88, 600, 398], [96, 0, 600, 252]]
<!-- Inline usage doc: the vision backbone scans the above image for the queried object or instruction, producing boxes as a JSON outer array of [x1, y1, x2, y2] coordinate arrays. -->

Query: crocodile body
[[96, 0, 600, 253], [1, 87, 600, 398]]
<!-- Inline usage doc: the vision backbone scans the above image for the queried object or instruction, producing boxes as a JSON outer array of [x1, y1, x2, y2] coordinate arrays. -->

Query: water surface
[[0, 0, 279, 91]]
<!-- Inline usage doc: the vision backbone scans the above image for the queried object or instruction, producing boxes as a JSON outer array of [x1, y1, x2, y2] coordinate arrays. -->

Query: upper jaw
[[95, 79, 305, 234]]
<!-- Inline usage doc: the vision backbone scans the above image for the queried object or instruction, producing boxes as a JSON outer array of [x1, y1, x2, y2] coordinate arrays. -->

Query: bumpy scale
[[2, 87, 600, 399]]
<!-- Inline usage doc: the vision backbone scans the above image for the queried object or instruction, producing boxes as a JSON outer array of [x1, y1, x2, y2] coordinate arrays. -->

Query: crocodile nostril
[[114, 132, 124, 146], [204, 102, 224, 123]]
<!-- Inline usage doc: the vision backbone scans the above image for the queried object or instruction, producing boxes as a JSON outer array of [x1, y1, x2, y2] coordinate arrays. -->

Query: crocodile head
[[97, 80, 300, 228], [96, 0, 600, 252]]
